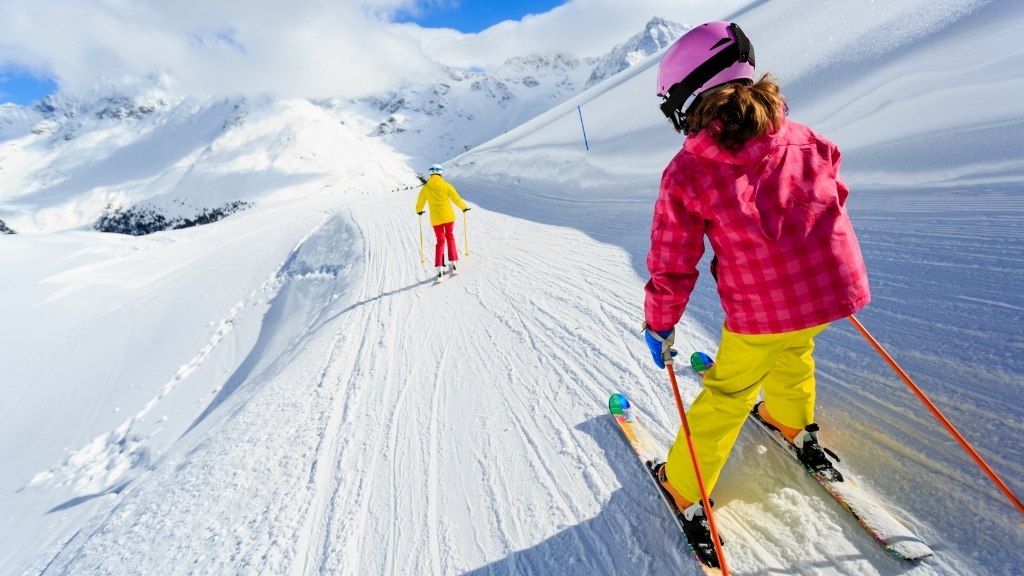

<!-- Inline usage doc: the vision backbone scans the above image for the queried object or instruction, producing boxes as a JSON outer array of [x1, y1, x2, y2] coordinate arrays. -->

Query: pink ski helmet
[[657, 21, 755, 133]]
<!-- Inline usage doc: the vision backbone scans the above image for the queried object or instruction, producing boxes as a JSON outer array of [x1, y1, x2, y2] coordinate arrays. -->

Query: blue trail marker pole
[[577, 105, 589, 151]]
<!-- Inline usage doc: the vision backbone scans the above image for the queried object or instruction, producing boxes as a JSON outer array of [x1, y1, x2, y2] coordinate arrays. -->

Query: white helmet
[[428, 164, 443, 175]]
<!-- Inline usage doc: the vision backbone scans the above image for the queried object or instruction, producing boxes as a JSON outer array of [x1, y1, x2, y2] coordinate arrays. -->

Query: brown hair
[[686, 74, 786, 151]]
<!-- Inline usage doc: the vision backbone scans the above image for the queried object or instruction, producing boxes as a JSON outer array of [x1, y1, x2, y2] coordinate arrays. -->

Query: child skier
[[416, 164, 470, 280], [642, 22, 871, 523]]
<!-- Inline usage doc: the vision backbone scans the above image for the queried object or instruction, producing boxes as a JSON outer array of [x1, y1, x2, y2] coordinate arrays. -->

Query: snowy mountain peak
[[585, 17, 688, 88], [357, 17, 686, 162]]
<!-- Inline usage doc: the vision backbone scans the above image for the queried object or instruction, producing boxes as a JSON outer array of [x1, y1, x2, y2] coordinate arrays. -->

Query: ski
[[688, 352, 934, 561], [609, 393, 723, 575]]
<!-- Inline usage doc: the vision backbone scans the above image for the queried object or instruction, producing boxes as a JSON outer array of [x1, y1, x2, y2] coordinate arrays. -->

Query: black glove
[[417, 211, 425, 215], [463, 207, 471, 212]]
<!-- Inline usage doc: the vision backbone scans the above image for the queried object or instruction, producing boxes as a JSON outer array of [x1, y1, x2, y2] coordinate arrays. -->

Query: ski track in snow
[[22, 178, 1020, 575], [21, 188, 702, 575], [301, 192, 675, 575]]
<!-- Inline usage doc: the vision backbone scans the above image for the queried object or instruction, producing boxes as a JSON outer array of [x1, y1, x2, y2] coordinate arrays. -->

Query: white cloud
[[0, 0, 437, 99], [406, 0, 752, 70], [0, 0, 748, 99]]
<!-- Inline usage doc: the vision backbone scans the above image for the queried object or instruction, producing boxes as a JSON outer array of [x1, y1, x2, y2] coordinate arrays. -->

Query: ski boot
[[650, 461, 720, 567], [752, 401, 843, 482]]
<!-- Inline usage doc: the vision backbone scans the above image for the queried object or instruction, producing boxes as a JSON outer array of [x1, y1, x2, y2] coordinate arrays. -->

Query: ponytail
[[685, 74, 785, 150]]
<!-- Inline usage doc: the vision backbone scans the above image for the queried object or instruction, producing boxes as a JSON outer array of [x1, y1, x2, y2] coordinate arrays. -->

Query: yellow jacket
[[415, 174, 468, 226]]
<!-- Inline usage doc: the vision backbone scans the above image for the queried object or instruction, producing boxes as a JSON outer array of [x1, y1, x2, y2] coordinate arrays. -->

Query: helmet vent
[[710, 38, 730, 50]]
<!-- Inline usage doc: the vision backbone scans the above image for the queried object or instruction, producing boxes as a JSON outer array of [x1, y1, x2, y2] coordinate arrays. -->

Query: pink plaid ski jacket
[[644, 119, 870, 334]]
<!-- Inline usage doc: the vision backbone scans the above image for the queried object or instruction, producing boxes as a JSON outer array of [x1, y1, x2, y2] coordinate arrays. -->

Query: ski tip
[[608, 393, 631, 414], [690, 352, 714, 374], [886, 540, 935, 561]]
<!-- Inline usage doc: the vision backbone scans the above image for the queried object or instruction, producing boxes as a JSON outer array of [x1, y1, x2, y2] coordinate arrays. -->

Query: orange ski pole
[[848, 315, 1023, 517], [667, 363, 730, 574]]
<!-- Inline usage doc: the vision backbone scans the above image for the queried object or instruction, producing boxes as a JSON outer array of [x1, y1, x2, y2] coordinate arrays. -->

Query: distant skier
[[641, 22, 870, 521], [416, 164, 470, 280]]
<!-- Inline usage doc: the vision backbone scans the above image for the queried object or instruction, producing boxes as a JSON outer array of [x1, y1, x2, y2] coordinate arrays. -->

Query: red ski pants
[[433, 221, 458, 267]]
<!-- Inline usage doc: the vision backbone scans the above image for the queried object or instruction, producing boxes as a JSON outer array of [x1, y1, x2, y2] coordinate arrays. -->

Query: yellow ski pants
[[665, 322, 830, 503]]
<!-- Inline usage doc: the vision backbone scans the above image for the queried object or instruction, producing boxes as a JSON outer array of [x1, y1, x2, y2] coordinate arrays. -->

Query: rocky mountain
[[349, 17, 688, 163], [585, 17, 689, 88], [344, 55, 595, 163]]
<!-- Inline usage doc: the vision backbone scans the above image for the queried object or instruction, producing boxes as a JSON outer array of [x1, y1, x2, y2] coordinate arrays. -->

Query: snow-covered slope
[[0, 93, 416, 234], [453, 1, 1024, 191], [2, 1, 1023, 575]]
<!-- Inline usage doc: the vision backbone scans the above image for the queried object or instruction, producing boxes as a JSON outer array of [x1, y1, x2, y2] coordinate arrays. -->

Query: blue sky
[[0, 1, 566, 106], [0, 69, 58, 106], [395, 0, 564, 33]]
